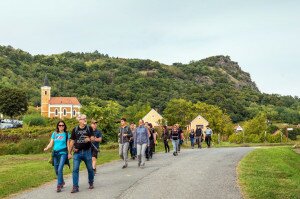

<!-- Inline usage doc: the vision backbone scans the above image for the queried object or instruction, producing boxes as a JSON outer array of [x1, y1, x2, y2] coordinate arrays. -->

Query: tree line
[[1, 45, 300, 124]]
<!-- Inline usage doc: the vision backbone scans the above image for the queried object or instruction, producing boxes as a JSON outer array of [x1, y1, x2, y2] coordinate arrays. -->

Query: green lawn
[[238, 147, 300, 199], [0, 150, 118, 199]]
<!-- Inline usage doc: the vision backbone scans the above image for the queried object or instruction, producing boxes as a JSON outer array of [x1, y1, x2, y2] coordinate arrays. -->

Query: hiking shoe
[[71, 186, 79, 193], [89, 183, 94, 189], [56, 185, 62, 193]]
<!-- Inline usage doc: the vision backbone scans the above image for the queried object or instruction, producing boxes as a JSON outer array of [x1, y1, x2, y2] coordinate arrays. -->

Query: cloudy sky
[[1, 0, 299, 96]]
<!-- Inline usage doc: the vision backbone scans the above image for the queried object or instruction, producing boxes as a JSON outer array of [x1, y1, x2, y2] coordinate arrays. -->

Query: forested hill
[[1, 45, 299, 123]]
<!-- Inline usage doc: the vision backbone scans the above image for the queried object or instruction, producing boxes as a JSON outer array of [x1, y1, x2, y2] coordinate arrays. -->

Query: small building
[[41, 76, 81, 119], [234, 125, 243, 133], [186, 115, 209, 132], [142, 109, 164, 127]]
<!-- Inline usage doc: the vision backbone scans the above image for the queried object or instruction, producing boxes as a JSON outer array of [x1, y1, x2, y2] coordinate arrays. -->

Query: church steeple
[[41, 76, 51, 117]]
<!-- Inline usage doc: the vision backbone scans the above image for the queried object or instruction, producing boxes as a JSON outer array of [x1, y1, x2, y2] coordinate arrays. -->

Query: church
[[41, 77, 81, 119]]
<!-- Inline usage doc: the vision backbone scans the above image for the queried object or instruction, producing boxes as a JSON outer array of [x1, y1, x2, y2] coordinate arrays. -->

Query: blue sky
[[0, 0, 299, 96]]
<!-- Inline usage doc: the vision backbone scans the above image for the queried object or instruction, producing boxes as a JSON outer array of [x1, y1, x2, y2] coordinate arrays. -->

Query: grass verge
[[0, 149, 118, 199], [238, 147, 300, 199]]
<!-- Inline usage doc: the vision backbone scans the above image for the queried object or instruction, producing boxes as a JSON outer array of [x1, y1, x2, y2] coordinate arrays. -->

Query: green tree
[[0, 87, 28, 118], [123, 102, 151, 124], [243, 113, 267, 135], [81, 101, 122, 142], [163, 99, 194, 126]]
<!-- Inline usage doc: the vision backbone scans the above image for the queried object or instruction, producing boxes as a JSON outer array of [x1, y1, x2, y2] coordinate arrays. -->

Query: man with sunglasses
[[69, 114, 95, 193]]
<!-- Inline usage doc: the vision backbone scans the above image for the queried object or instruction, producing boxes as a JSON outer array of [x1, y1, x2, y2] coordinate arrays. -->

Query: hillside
[[1, 45, 299, 123]]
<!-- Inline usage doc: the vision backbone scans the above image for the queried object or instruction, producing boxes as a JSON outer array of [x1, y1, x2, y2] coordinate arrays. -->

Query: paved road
[[13, 147, 254, 199]]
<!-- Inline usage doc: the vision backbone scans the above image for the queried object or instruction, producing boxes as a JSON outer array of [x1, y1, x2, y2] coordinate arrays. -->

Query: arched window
[[63, 109, 67, 116], [73, 110, 76, 116], [55, 109, 58, 116], [45, 91, 47, 95]]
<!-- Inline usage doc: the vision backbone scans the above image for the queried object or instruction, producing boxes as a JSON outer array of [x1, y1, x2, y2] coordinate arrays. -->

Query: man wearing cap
[[69, 114, 95, 193], [91, 119, 102, 175]]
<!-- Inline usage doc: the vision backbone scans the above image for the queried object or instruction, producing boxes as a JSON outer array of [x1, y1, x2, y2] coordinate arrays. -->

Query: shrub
[[23, 114, 46, 126], [267, 124, 279, 134], [212, 134, 218, 143], [229, 133, 243, 144], [245, 134, 261, 143], [0, 138, 49, 155], [101, 142, 119, 150], [266, 133, 282, 143]]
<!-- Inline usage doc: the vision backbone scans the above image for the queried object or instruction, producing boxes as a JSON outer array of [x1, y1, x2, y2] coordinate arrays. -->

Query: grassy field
[[238, 147, 300, 199], [0, 149, 119, 199]]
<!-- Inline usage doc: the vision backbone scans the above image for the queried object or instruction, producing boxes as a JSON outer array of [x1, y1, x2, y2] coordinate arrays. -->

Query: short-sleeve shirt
[[92, 129, 102, 149], [51, 131, 70, 154], [71, 125, 94, 150]]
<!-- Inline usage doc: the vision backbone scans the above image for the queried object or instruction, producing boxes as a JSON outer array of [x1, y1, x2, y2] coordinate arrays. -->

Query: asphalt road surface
[[13, 147, 254, 199]]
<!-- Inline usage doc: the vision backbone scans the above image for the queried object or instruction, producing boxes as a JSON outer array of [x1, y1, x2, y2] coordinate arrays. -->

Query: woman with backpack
[[44, 120, 71, 192]]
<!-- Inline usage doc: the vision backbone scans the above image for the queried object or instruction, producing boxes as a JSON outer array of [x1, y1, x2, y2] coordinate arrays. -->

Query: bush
[[0, 138, 49, 155], [267, 124, 279, 134], [101, 142, 119, 150], [245, 134, 261, 143], [23, 114, 46, 126], [266, 133, 282, 143], [212, 134, 218, 143], [229, 133, 243, 144]]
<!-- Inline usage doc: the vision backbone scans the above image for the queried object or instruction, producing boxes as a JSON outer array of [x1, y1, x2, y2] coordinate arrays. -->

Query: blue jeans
[[73, 149, 94, 187], [190, 138, 195, 147], [172, 139, 179, 153], [53, 153, 67, 186]]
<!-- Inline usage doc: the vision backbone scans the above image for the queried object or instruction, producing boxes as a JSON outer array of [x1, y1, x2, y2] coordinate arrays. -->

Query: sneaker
[[56, 185, 62, 193], [173, 152, 176, 156], [138, 162, 141, 167], [71, 186, 79, 193], [61, 181, 65, 188], [122, 164, 128, 169], [140, 163, 145, 168], [89, 183, 94, 189]]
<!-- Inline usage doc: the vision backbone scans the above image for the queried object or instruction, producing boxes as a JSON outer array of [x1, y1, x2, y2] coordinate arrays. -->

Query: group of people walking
[[44, 114, 213, 193], [189, 125, 213, 149], [118, 118, 158, 169]]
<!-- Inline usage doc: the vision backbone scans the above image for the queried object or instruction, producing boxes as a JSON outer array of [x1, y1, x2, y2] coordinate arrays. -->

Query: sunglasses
[[58, 125, 65, 127]]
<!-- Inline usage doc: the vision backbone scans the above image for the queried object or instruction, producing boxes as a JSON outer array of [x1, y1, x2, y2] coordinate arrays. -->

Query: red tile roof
[[49, 97, 81, 105]]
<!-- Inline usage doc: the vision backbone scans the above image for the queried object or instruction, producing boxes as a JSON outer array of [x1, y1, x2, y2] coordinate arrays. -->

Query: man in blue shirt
[[91, 119, 102, 174]]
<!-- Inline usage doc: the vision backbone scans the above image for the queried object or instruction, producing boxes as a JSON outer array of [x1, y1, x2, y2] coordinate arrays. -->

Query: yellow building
[[186, 115, 209, 132], [142, 109, 164, 127], [41, 76, 81, 119]]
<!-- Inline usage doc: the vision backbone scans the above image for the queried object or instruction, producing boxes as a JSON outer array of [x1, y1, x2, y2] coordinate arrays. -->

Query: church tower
[[41, 76, 51, 117]]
